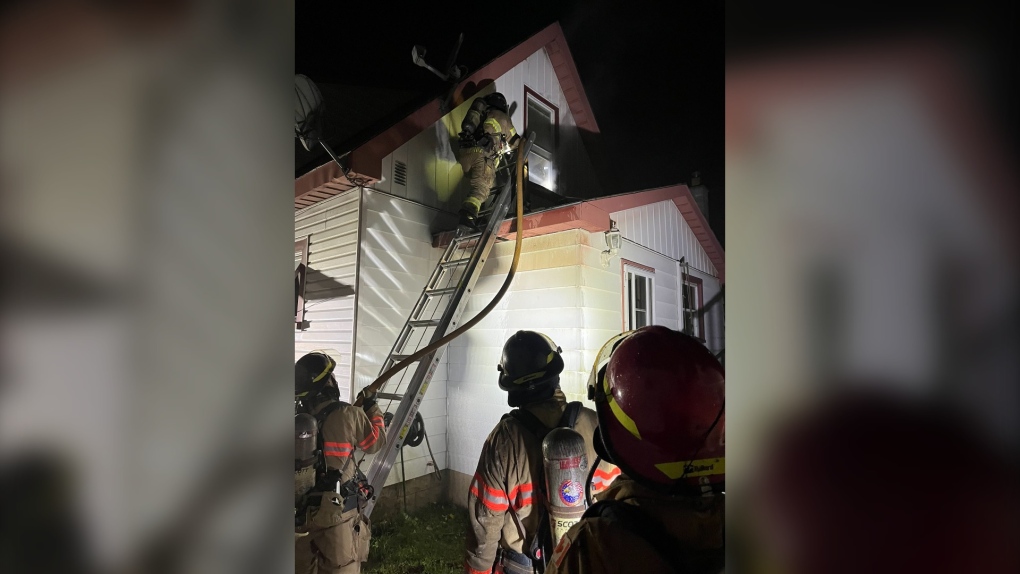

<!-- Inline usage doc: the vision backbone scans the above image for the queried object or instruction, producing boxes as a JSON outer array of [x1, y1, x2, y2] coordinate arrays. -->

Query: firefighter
[[547, 326, 726, 574], [294, 352, 388, 574], [457, 92, 519, 229], [465, 331, 620, 574]]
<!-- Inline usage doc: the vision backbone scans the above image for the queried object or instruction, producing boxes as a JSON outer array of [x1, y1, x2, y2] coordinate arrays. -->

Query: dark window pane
[[634, 275, 646, 309], [527, 99, 555, 153]]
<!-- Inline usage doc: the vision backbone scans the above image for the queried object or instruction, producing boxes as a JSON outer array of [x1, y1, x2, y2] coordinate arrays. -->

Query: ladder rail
[[360, 139, 532, 516]]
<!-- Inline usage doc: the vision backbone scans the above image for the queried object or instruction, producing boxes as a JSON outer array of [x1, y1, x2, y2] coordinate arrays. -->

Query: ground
[[365, 502, 470, 574]]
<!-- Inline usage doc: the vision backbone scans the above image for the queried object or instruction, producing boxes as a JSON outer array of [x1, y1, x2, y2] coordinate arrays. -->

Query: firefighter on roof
[[294, 352, 389, 574], [457, 91, 519, 229], [464, 331, 620, 574], [547, 326, 726, 574]]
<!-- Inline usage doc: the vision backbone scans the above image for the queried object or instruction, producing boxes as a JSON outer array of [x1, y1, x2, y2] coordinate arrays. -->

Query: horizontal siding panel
[[295, 189, 359, 221], [361, 227, 433, 259], [358, 248, 431, 277], [362, 208, 433, 241], [296, 189, 360, 394], [357, 287, 421, 314], [307, 224, 358, 245], [357, 266, 428, 294]]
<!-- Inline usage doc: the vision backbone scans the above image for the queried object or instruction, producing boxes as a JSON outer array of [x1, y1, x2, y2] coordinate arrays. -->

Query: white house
[[294, 22, 725, 509]]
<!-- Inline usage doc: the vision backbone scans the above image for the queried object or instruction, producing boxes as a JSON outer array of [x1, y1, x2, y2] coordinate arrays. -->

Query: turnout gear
[[294, 352, 388, 574], [457, 93, 518, 218], [587, 326, 724, 492], [545, 476, 725, 574], [464, 387, 620, 574], [547, 328, 726, 574], [498, 330, 565, 407]]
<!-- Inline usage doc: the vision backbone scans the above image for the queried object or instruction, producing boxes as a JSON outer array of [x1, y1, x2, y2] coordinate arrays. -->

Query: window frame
[[295, 237, 309, 329], [622, 259, 656, 331], [523, 86, 559, 160], [679, 274, 706, 342]]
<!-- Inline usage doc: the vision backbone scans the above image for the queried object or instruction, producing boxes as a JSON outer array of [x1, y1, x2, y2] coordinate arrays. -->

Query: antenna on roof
[[412, 33, 465, 83], [295, 74, 347, 170]]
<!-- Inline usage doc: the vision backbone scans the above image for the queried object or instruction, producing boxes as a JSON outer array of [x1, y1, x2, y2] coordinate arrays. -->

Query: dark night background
[[296, 0, 726, 245]]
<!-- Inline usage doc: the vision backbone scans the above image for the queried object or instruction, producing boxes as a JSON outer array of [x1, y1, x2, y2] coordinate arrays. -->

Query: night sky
[[297, 0, 725, 244]]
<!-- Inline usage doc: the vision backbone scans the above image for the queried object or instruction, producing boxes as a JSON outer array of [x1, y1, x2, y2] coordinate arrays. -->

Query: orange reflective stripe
[[323, 441, 353, 457], [507, 482, 534, 509], [470, 473, 509, 512], [359, 417, 385, 449], [465, 561, 490, 574], [591, 466, 621, 492]]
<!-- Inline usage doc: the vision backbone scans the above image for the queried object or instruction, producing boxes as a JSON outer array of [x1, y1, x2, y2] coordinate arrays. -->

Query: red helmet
[[588, 326, 725, 491]]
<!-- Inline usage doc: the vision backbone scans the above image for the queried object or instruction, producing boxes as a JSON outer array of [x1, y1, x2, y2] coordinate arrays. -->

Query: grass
[[364, 502, 470, 574]]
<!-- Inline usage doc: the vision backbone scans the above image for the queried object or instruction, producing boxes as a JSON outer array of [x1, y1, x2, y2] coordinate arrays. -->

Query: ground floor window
[[623, 261, 655, 330]]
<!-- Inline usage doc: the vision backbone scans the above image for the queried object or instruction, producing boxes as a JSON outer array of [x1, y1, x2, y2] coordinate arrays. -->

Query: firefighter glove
[[358, 388, 378, 411]]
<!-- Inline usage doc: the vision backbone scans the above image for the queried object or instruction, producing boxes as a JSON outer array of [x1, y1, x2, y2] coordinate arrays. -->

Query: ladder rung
[[426, 287, 458, 297], [455, 230, 482, 242], [377, 392, 403, 401], [440, 257, 471, 269], [408, 319, 440, 328]]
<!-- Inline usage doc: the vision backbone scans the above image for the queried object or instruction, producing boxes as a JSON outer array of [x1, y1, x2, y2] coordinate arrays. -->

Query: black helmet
[[296, 352, 335, 399], [498, 331, 564, 392], [485, 92, 508, 113]]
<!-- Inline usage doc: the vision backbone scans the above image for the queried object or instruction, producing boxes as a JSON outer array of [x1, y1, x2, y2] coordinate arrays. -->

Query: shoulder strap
[[559, 401, 583, 429], [506, 408, 553, 441]]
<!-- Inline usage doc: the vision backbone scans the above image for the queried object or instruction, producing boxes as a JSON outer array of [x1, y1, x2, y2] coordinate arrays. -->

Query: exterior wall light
[[601, 221, 621, 268]]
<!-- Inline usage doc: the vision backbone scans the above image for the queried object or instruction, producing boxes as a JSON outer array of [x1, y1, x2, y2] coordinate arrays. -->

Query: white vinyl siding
[[294, 190, 362, 400], [354, 188, 451, 486], [611, 199, 719, 277], [445, 229, 619, 477]]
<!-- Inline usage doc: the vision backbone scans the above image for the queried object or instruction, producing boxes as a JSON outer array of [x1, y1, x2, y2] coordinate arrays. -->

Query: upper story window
[[524, 87, 558, 191]]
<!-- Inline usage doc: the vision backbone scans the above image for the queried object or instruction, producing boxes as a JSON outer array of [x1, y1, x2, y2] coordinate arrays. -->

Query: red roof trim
[[433, 185, 725, 281], [587, 185, 725, 280], [296, 22, 600, 208], [293, 161, 375, 211]]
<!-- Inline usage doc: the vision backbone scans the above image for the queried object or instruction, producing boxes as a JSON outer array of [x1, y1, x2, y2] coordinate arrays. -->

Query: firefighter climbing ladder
[[358, 138, 534, 517]]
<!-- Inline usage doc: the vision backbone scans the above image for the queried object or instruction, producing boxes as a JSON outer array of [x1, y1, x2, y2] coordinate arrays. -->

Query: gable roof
[[433, 184, 726, 281], [295, 21, 601, 210]]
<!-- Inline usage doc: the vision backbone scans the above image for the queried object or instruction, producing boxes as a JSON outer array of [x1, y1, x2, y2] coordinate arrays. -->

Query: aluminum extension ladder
[[359, 136, 533, 517]]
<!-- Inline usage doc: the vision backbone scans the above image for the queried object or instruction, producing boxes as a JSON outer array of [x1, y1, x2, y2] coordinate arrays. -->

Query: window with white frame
[[624, 264, 654, 330], [680, 275, 705, 340], [524, 88, 558, 191], [295, 238, 308, 329]]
